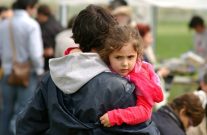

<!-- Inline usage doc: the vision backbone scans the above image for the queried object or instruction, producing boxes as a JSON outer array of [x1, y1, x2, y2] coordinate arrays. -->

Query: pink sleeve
[[108, 95, 152, 126], [143, 62, 164, 103], [129, 62, 163, 105]]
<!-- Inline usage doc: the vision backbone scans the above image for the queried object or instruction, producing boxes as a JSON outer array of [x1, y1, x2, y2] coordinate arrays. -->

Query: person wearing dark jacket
[[16, 5, 160, 135], [152, 92, 205, 135], [37, 4, 64, 71]]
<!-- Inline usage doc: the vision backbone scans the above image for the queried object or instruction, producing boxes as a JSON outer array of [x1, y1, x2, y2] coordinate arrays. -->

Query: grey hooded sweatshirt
[[49, 52, 110, 94]]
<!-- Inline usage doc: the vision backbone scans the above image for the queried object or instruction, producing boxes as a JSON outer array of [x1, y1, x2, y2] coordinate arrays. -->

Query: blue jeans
[[0, 73, 37, 135]]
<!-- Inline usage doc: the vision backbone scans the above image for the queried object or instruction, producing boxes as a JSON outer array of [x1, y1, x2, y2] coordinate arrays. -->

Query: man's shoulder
[[94, 72, 128, 84], [16, 15, 40, 30], [91, 72, 135, 93], [97, 71, 122, 78], [39, 71, 56, 90], [39, 72, 56, 90]]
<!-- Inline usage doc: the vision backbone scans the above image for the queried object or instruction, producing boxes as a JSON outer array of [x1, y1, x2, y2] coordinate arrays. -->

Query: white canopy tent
[[58, 0, 207, 27], [58, 0, 207, 31], [58, 0, 152, 27], [59, 0, 108, 6], [58, 0, 207, 48], [143, 0, 207, 10], [58, 0, 149, 6], [58, 0, 207, 12], [136, 0, 207, 49]]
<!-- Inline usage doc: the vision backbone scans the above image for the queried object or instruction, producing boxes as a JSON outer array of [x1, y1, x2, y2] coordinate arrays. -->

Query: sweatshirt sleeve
[[108, 95, 152, 126]]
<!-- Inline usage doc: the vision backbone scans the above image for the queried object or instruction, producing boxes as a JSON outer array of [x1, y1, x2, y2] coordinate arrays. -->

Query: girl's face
[[109, 42, 137, 77]]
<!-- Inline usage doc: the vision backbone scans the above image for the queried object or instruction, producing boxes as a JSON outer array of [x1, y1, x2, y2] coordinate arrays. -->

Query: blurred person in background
[[189, 15, 207, 61], [0, 0, 44, 134], [0, 6, 13, 21], [37, 4, 64, 70], [111, 6, 132, 26], [0, 6, 13, 133], [136, 23, 171, 109], [152, 92, 205, 135], [109, 0, 128, 9], [0, 6, 13, 69], [109, 0, 134, 26], [55, 15, 79, 57], [187, 72, 207, 135], [189, 15, 207, 78], [136, 23, 156, 64]]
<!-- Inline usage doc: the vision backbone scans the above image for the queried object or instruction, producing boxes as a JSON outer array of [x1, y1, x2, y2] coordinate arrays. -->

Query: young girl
[[65, 25, 163, 127]]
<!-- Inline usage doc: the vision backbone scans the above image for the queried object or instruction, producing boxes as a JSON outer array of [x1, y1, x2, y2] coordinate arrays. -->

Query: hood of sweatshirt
[[49, 53, 110, 94]]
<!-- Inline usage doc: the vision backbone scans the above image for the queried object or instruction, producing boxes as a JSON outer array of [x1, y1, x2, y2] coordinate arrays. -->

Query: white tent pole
[[150, 5, 158, 52], [59, 4, 68, 27]]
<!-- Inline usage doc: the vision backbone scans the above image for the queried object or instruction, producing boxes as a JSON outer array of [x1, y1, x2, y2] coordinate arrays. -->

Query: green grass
[[156, 21, 199, 101], [156, 21, 193, 61], [168, 83, 197, 101]]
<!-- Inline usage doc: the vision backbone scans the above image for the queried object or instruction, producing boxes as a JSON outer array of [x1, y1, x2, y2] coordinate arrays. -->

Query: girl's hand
[[100, 113, 111, 127]]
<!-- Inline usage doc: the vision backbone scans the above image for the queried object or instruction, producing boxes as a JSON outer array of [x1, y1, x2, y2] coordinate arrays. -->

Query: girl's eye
[[128, 55, 135, 59], [115, 56, 122, 60]]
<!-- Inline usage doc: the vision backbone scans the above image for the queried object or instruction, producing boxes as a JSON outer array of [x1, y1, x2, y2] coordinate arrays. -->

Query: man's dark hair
[[189, 15, 205, 28], [12, 0, 38, 10], [37, 4, 52, 17], [72, 4, 117, 52]]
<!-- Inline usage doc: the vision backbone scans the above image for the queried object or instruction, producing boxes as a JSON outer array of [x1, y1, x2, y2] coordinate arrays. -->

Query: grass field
[[156, 21, 193, 60], [156, 20, 198, 101]]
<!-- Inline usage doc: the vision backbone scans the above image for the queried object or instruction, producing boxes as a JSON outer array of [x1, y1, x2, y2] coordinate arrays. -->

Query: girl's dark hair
[[169, 92, 204, 127], [12, 0, 38, 10], [97, 25, 144, 65], [72, 4, 117, 52]]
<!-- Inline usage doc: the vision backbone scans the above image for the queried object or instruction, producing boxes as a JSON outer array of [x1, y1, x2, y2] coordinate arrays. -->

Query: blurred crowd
[[0, 0, 207, 135]]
